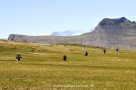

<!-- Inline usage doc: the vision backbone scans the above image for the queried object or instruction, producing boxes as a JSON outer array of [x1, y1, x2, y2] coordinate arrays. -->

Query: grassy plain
[[0, 41, 136, 90]]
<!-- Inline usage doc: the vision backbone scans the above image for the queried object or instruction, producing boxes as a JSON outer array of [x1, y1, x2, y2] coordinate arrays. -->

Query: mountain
[[8, 17, 136, 50]]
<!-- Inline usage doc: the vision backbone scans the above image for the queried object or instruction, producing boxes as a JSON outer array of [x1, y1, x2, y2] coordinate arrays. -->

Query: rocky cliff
[[8, 17, 136, 50]]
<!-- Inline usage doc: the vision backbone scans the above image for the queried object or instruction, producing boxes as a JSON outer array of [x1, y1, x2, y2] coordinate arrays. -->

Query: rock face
[[8, 17, 136, 50]]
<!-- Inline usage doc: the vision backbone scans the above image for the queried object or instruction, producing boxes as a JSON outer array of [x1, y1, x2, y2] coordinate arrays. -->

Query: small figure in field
[[116, 49, 119, 52], [63, 55, 67, 61], [84, 51, 88, 56], [16, 53, 22, 62], [103, 49, 106, 54]]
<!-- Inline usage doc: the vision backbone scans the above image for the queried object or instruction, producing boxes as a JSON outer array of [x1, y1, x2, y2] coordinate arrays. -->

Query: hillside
[[0, 41, 136, 89], [8, 17, 136, 50]]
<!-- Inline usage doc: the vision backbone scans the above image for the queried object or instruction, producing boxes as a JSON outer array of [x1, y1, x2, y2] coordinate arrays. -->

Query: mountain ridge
[[8, 17, 136, 50]]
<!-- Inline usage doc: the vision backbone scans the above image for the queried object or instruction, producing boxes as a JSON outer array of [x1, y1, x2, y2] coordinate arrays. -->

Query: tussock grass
[[0, 41, 136, 90]]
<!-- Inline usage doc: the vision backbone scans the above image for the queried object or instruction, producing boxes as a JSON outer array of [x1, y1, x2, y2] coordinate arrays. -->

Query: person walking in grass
[[103, 49, 106, 54], [16, 53, 22, 62], [84, 51, 88, 56], [63, 55, 67, 61], [116, 48, 119, 52]]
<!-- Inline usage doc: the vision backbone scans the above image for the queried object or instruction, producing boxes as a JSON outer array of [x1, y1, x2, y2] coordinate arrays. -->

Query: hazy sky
[[0, 0, 136, 38]]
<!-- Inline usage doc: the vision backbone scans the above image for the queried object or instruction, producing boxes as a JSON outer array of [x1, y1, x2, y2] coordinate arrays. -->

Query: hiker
[[16, 53, 22, 62], [84, 51, 88, 56], [116, 49, 119, 52], [103, 49, 106, 54], [63, 55, 67, 61]]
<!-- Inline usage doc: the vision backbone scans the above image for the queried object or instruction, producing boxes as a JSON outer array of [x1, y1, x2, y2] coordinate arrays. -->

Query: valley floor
[[0, 41, 136, 90]]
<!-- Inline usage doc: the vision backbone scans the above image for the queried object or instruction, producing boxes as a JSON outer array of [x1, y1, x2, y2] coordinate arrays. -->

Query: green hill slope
[[0, 41, 136, 90]]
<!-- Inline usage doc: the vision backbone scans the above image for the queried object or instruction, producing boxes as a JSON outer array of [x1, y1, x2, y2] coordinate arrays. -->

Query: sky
[[0, 0, 136, 39]]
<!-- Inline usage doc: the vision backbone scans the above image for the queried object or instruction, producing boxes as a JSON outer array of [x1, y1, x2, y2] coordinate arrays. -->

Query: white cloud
[[51, 30, 86, 36]]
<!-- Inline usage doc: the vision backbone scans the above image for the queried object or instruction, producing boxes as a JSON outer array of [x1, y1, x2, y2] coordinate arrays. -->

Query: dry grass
[[0, 41, 136, 90]]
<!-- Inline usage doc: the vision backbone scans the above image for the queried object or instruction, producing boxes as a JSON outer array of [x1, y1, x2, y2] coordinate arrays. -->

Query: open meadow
[[0, 41, 136, 90]]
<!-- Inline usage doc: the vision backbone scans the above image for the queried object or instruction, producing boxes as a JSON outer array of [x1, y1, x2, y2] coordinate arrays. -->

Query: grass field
[[0, 41, 136, 90]]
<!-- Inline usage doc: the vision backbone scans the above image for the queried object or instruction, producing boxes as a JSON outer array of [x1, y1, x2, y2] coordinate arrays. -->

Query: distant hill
[[8, 17, 136, 50], [0, 39, 7, 42]]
